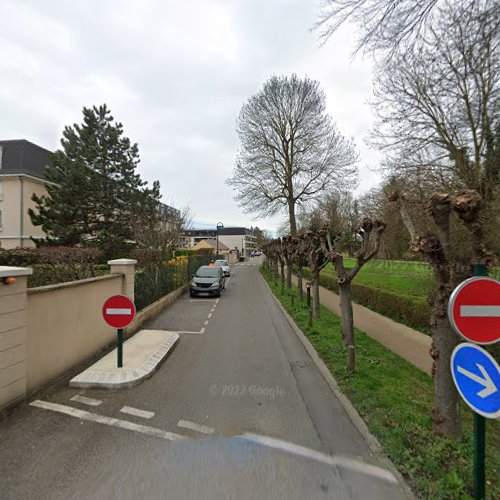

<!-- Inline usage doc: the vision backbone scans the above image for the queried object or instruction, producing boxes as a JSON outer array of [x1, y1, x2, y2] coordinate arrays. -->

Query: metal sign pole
[[472, 262, 487, 499], [117, 328, 123, 368]]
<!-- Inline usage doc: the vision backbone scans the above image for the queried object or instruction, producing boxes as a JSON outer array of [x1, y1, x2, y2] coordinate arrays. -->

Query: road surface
[[0, 258, 406, 499]]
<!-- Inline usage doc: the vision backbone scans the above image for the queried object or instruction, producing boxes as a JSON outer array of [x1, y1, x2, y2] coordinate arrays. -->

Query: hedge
[[299, 267, 431, 333]]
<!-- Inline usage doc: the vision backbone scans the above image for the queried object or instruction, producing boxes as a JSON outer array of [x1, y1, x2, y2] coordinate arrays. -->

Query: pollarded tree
[[227, 74, 358, 236], [303, 231, 330, 319], [320, 218, 386, 373], [390, 189, 494, 436]]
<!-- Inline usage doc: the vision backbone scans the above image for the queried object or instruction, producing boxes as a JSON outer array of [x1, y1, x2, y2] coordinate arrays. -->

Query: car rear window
[[195, 266, 219, 278]]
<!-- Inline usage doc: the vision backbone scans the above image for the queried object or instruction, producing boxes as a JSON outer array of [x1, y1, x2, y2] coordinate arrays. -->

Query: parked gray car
[[190, 265, 226, 297]]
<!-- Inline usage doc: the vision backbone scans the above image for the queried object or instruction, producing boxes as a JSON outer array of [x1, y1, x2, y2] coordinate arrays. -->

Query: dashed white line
[[177, 419, 215, 435], [204, 320, 209, 325], [208, 313, 212, 318], [216, 299, 220, 304], [120, 406, 155, 419], [70, 395, 102, 407], [30, 400, 186, 441]]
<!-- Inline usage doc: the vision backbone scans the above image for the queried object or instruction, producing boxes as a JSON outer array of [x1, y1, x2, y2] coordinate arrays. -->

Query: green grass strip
[[262, 267, 499, 499]]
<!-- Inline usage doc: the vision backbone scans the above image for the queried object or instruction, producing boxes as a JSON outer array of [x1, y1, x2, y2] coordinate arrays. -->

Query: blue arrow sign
[[451, 343, 500, 419]]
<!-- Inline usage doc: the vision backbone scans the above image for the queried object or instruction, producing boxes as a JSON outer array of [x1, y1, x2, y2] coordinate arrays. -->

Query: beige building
[[0, 139, 181, 249], [0, 140, 51, 249], [192, 238, 230, 255]]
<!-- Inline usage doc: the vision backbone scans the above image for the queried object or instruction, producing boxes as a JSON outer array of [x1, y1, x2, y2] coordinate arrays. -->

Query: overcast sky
[[0, 0, 382, 231]]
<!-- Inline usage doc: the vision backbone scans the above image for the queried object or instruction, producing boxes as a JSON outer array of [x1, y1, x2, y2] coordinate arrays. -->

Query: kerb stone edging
[[261, 276, 415, 500]]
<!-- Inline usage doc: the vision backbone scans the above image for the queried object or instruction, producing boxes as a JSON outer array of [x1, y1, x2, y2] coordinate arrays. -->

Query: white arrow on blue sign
[[451, 343, 500, 419]]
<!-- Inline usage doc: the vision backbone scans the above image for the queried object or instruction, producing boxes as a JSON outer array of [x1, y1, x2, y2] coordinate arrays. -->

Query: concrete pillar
[[0, 266, 32, 412], [108, 259, 137, 302]]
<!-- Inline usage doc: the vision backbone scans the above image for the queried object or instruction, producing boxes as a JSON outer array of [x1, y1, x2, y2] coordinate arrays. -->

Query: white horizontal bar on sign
[[106, 308, 132, 315], [460, 305, 500, 317]]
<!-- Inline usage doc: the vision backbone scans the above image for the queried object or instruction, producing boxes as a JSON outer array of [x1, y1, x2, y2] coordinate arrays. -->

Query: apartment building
[[183, 226, 257, 256], [0, 140, 50, 249], [0, 139, 180, 249]]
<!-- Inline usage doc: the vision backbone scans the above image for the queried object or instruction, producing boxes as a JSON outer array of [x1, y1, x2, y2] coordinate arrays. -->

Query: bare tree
[[390, 189, 494, 436], [227, 74, 358, 236], [320, 218, 386, 373], [134, 205, 193, 263], [370, 0, 500, 202], [315, 0, 484, 55], [303, 231, 330, 319]]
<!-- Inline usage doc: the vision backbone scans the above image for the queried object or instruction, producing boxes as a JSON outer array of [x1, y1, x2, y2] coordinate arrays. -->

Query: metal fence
[[134, 255, 211, 311]]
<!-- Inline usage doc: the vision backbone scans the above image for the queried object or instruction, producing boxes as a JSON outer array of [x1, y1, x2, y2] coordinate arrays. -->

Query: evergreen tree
[[30, 104, 161, 258]]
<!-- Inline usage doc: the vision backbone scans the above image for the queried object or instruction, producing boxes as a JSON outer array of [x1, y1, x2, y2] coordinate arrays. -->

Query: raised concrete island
[[69, 330, 179, 389]]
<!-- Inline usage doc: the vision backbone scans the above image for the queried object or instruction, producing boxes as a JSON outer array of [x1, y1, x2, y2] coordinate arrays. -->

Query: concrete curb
[[261, 275, 415, 499], [69, 330, 179, 390]]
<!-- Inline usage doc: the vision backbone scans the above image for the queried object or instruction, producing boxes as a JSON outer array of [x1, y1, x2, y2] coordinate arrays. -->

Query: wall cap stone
[[108, 259, 137, 266], [0, 266, 33, 278]]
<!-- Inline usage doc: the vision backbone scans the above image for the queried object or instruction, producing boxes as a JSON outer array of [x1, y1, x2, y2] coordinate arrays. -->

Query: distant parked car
[[215, 259, 230, 276], [190, 265, 226, 297]]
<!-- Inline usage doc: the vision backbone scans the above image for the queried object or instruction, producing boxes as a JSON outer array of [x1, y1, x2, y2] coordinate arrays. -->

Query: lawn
[[262, 267, 499, 499], [334, 258, 437, 298]]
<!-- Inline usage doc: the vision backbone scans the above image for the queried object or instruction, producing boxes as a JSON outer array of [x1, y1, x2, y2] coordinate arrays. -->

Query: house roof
[[193, 238, 230, 251], [0, 139, 51, 180]]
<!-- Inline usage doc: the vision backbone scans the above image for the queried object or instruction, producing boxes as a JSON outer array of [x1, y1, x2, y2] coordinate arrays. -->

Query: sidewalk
[[291, 275, 432, 375]]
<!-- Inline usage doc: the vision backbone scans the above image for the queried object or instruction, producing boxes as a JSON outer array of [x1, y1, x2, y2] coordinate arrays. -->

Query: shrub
[[300, 266, 431, 332]]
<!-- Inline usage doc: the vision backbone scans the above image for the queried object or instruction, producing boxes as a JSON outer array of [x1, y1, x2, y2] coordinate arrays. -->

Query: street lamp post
[[216, 222, 224, 260]]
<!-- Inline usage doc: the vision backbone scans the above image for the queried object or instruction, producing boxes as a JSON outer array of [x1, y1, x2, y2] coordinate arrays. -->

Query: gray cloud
[[0, 0, 382, 230]]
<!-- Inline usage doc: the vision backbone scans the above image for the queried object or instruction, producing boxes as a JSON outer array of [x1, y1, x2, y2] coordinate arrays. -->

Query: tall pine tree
[[30, 104, 161, 258]]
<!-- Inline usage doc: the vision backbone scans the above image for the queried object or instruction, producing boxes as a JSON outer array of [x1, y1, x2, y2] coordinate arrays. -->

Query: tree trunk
[[288, 199, 297, 236], [338, 281, 354, 346], [430, 287, 461, 436], [280, 261, 285, 295], [297, 261, 303, 301], [286, 263, 292, 289], [312, 271, 321, 319]]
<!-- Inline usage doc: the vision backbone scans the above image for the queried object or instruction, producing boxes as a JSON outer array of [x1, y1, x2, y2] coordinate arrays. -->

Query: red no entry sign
[[102, 295, 136, 329], [448, 277, 500, 345]]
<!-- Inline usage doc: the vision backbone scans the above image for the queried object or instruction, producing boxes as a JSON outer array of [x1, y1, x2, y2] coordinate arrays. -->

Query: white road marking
[[30, 400, 186, 441], [177, 419, 215, 435], [240, 434, 397, 484], [70, 395, 102, 407], [189, 299, 216, 303], [216, 299, 220, 304], [208, 313, 212, 318], [170, 329, 205, 335], [120, 406, 155, 419], [204, 320, 209, 325], [460, 305, 500, 317], [106, 308, 131, 315]]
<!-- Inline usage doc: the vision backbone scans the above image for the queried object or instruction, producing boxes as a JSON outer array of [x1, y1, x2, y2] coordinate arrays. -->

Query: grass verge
[[262, 267, 499, 499]]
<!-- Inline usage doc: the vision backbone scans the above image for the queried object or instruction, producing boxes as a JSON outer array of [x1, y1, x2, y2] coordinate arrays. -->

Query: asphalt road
[[0, 258, 406, 499]]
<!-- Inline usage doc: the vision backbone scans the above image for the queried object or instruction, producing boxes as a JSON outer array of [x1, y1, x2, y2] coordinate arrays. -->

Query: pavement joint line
[[261, 275, 416, 499], [29, 400, 187, 441], [177, 419, 215, 435], [70, 395, 102, 407], [120, 405, 155, 419]]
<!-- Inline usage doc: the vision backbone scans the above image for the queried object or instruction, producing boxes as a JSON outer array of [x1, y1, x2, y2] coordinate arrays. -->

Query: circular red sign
[[448, 277, 500, 345], [102, 295, 136, 329]]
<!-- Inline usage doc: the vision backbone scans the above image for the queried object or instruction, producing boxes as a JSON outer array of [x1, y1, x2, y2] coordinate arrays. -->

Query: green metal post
[[472, 262, 487, 499], [473, 413, 486, 499], [117, 328, 123, 368]]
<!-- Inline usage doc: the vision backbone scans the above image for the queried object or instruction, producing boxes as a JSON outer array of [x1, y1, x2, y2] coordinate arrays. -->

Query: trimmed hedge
[[300, 267, 431, 333]]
